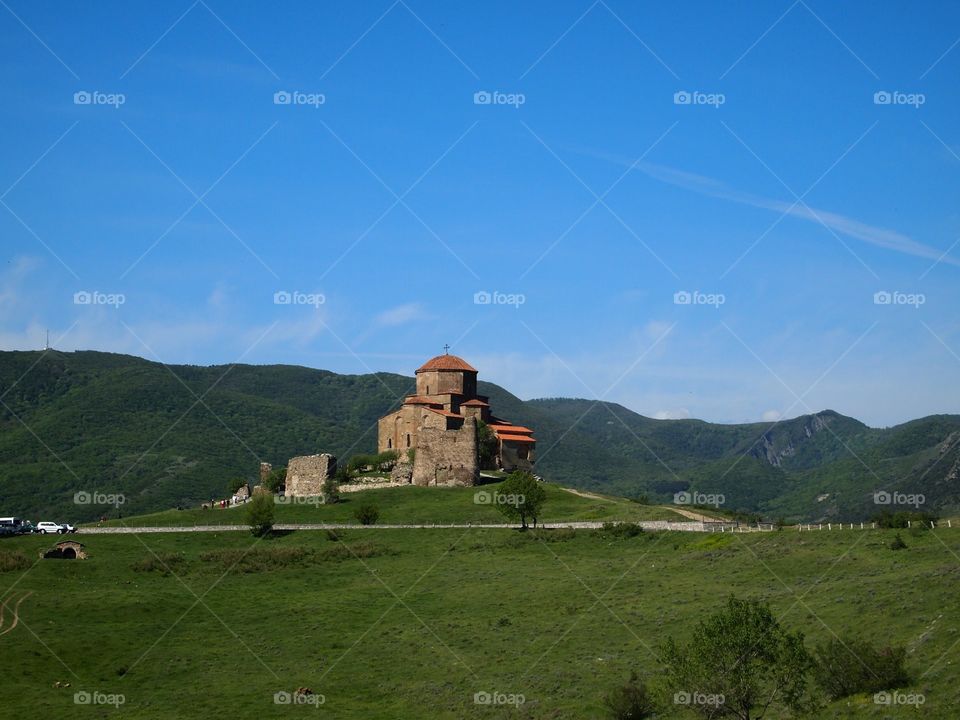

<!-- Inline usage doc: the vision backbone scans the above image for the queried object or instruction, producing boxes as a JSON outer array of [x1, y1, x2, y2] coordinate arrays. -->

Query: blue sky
[[1, 0, 958, 427]]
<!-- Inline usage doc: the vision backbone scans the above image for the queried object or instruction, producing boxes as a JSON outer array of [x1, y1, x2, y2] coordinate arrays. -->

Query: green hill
[[0, 350, 957, 522]]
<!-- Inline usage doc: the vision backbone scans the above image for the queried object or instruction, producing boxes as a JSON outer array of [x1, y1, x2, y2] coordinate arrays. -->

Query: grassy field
[[95, 482, 683, 527], [0, 521, 957, 718]]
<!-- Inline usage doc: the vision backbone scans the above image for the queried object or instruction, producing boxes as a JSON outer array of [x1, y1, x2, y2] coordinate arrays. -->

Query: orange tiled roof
[[490, 424, 534, 434], [416, 354, 478, 373], [496, 433, 536, 444], [461, 399, 489, 407]]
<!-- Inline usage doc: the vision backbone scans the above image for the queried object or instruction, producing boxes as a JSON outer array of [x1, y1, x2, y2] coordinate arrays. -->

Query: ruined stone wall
[[286, 453, 337, 496], [411, 414, 478, 486]]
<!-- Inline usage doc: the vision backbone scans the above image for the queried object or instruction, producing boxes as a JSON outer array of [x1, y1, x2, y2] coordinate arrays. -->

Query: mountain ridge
[[0, 349, 957, 522]]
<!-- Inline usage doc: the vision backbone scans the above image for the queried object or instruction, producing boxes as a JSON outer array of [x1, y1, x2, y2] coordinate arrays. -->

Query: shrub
[[132, 552, 187, 575], [604, 671, 655, 719], [0, 550, 31, 573], [227, 477, 247, 495], [874, 510, 938, 530], [813, 637, 910, 700], [321, 475, 339, 504], [354, 503, 380, 525], [890, 533, 908, 550], [263, 466, 287, 493], [597, 522, 643, 539], [247, 491, 275, 537]]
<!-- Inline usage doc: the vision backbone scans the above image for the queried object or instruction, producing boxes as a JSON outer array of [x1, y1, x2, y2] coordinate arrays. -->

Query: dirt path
[[0, 591, 33, 637], [666, 506, 722, 522], [560, 487, 610, 502], [560, 487, 720, 522]]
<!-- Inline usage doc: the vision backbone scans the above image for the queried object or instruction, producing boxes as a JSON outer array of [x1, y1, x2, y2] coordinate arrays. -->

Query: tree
[[263, 466, 287, 493], [226, 477, 247, 495], [604, 671, 656, 719], [477, 420, 498, 469], [661, 596, 814, 720], [495, 471, 547, 529], [246, 492, 274, 537]]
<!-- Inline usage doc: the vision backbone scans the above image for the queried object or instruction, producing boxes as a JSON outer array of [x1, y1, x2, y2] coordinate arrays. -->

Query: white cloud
[[579, 149, 960, 268], [653, 408, 692, 420], [374, 302, 428, 328], [762, 410, 782, 422]]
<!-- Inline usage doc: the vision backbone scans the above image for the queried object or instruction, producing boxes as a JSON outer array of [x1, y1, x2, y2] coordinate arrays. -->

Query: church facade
[[377, 352, 536, 486]]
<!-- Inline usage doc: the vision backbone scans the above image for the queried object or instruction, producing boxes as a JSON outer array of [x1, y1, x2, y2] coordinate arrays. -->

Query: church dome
[[416, 354, 477, 373]]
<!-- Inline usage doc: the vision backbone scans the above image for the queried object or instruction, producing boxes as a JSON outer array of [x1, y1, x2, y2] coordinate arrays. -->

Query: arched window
[[406, 434, 411, 448], [387, 438, 392, 449]]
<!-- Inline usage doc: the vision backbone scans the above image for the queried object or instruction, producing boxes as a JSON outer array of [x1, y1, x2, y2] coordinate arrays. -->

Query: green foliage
[[873, 509, 938, 529], [226, 477, 247, 495], [348, 451, 398, 474], [353, 502, 380, 525], [477, 420, 498, 469], [1, 350, 958, 523], [406, 448, 415, 463], [494, 471, 547, 529], [661, 596, 814, 719], [246, 492, 274, 537], [813, 637, 910, 700], [322, 475, 339, 504], [263, 466, 287, 493], [890, 533, 908, 550], [596, 522, 644, 539], [604, 671, 656, 719]]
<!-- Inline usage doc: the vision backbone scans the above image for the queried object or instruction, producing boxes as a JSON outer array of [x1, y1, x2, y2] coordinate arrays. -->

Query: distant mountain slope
[[0, 350, 957, 522]]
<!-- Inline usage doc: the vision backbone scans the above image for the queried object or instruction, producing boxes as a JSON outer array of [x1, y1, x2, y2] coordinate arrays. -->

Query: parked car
[[0, 517, 31, 535], [0, 525, 17, 538], [60, 523, 76, 534], [36, 521, 66, 535]]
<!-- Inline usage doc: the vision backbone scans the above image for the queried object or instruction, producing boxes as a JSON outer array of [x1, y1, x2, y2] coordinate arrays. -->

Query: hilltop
[[0, 349, 957, 521]]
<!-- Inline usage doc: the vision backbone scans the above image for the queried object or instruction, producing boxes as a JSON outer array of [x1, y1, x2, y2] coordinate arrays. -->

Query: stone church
[[377, 352, 536, 486]]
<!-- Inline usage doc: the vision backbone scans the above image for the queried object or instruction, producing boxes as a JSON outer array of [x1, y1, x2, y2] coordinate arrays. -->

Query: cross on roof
[[443, 343, 450, 354]]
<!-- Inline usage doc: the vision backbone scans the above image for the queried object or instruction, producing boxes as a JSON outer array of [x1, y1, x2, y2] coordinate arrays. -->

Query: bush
[[597, 522, 643, 539], [813, 637, 910, 700], [132, 552, 186, 575], [247, 492, 275, 537], [227, 477, 247, 495], [604, 671, 655, 719], [890, 533, 908, 550], [354, 503, 380, 525], [874, 509, 938, 529], [0, 550, 31, 573], [263, 466, 287, 493], [322, 475, 339, 504]]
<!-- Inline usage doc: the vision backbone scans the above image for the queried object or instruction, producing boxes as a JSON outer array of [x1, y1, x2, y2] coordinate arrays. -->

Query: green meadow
[[98, 482, 682, 527], [1, 509, 956, 718]]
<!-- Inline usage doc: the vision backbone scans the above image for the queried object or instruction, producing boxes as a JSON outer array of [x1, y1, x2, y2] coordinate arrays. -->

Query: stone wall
[[411, 414, 478, 486], [286, 453, 337, 497]]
